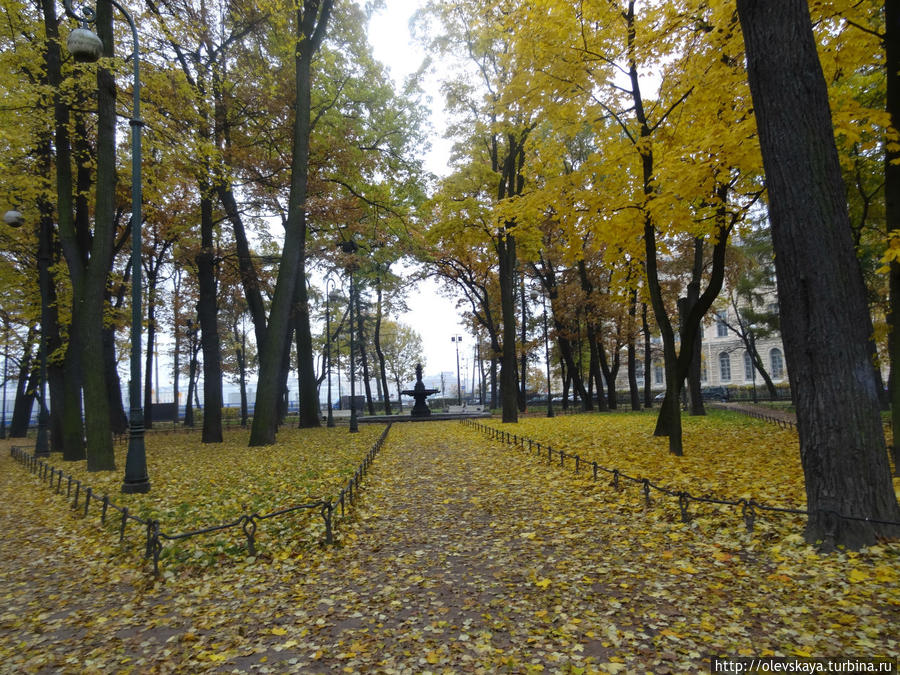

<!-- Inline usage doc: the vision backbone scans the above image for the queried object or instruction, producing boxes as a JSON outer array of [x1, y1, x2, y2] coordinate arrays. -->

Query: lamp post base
[[122, 477, 151, 493], [35, 410, 50, 457], [122, 411, 150, 493]]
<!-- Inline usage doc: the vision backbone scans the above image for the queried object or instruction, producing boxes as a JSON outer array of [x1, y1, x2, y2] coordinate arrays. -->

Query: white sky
[[368, 2, 471, 378]]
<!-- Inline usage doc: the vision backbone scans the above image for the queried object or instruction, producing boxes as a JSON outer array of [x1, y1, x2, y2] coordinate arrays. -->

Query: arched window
[[770, 348, 784, 379], [744, 352, 754, 380], [719, 352, 731, 382]]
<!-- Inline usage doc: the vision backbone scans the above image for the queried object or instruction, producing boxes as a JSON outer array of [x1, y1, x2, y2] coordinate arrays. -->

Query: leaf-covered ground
[[0, 415, 897, 673], [13, 425, 385, 566], [479, 410, 809, 508]]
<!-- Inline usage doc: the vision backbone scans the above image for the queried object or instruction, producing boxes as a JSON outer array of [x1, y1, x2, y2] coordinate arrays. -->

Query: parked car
[[653, 387, 729, 403], [700, 386, 729, 402]]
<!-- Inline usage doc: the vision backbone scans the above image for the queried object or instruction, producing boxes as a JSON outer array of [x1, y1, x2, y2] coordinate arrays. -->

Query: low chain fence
[[462, 419, 900, 549], [9, 423, 391, 576], [714, 404, 797, 431]]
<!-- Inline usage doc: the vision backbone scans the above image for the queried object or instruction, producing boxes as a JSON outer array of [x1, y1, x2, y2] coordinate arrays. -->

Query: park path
[[270, 421, 624, 672], [2, 423, 896, 673]]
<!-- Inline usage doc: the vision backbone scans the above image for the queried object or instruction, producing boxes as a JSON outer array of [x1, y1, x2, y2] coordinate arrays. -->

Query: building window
[[635, 360, 644, 379], [716, 310, 728, 337], [719, 352, 731, 381], [770, 348, 784, 379], [654, 360, 664, 385], [744, 351, 754, 380], [701, 356, 708, 382]]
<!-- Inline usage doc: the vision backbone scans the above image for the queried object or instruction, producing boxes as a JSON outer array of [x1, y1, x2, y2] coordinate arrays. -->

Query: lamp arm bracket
[[63, 0, 96, 27]]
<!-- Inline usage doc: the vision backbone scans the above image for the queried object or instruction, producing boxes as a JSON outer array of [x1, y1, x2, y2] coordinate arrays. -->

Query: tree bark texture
[[250, 0, 333, 445], [737, 0, 900, 547], [81, 0, 117, 471], [886, 0, 900, 475], [498, 232, 519, 423], [374, 280, 392, 415], [294, 260, 322, 428], [197, 195, 223, 443]]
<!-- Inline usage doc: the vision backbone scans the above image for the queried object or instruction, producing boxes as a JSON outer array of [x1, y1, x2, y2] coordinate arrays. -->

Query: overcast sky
[[368, 2, 472, 378]]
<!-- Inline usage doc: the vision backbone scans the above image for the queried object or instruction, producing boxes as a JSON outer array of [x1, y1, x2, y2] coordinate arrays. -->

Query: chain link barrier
[[462, 419, 900, 545], [9, 422, 390, 576]]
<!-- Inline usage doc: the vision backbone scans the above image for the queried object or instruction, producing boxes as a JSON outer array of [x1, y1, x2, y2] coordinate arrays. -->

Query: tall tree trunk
[[103, 266, 129, 434], [250, 0, 333, 445], [599, 342, 619, 410], [498, 232, 519, 423], [358, 308, 375, 415], [9, 333, 36, 438], [374, 279, 391, 415], [684, 238, 705, 416], [238, 326, 248, 427], [103, 321, 129, 435], [540, 267, 590, 409], [886, 0, 900, 475], [143, 276, 157, 429], [197, 194, 223, 443], [490, 355, 498, 409], [34, 34, 64, 453], [294, 267, 321, 428], [628, 289, 641, 410], [43, 0, 86, 460], [738, 0, 900, 547], [519, 275, 527, 411], [80, 0, 117, 471], [185, 327, 200, 428], [561, 364, 571, 410], [587, 326, 609, 410], [642, 303, 652, 408], [217, 184, 268, 350], [172, 270, 182, 424], [652, 190, 731, 451]]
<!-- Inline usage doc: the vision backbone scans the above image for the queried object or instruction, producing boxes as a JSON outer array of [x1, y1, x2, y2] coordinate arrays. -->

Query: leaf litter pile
[[0, 412, 897, 673]]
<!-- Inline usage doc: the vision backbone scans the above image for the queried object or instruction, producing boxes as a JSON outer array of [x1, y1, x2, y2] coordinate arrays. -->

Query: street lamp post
[[532, 289, 554, 418], [340, 240, 359, 433], [476, 340, 484, 406], [64, 0, 149, 492], [451, 335, 462, 405], [325, 277, 336, 428], [5, 210, 50, 455]]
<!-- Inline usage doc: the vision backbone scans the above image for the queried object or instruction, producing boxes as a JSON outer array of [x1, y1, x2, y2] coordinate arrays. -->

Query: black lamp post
[[451, 335, 462, 405], [340, 240, 359, 433], [5, 209, 50, 455], [531, 289, 554, 418], [64, 0, 149, 491], [325, 277, 336, 428]]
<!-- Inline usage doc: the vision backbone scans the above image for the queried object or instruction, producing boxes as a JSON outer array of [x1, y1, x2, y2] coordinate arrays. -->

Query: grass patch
[[28, 425, 386, 567]]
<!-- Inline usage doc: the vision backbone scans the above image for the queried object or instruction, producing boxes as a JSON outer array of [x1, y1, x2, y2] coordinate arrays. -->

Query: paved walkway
[[1, 424, 896, 673]]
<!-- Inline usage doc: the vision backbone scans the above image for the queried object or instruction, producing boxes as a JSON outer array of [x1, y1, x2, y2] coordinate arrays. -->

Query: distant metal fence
[[713, 404, 797, 431], [462, 419, 900, 550], [9, 423, 391, 575]]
